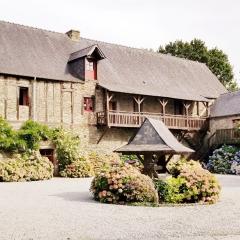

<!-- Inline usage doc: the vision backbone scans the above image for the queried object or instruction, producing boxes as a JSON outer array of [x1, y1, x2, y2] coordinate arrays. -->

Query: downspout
[[31, 77, 37, 120]]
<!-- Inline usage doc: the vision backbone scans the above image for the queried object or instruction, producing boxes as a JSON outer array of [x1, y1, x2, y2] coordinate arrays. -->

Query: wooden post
[[143, 153, 157, 178], [133, 95, 145, 112], [197, 101, 200, 116], [106, 90, 114, 126], [133, 95, 145, 125], [202, 101, 209, 117], [183, 101, 191, 129], [206, 102, 209, 117], [158, 98, 168, 123]]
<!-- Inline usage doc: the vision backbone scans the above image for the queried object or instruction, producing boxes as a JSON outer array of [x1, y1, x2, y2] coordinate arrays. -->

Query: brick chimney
[[66, 30, 80, 41]]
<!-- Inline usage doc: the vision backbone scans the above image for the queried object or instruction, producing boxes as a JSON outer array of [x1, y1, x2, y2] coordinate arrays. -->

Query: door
[[40, 149, 58, 176]]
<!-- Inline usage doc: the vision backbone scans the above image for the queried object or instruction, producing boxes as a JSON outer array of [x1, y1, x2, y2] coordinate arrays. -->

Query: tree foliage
[[158, 39, 238, 91]]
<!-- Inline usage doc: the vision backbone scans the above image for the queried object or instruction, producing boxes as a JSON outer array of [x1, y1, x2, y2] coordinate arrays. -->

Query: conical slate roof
[[115, 118, 194, 154]]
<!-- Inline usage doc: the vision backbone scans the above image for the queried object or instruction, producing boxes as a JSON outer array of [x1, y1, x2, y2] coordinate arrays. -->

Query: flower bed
[[207, 145, 240, 175], [90, 163, 158, 205]]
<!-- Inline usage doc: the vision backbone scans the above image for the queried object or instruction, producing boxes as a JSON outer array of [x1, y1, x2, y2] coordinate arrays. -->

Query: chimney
[[66, 29, 80, 41]]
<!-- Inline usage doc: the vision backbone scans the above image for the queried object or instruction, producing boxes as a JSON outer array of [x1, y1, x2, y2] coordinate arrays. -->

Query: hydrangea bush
[[167, 158, 201, 177], [90, 163, 158, 205], [59, 157, 94, 178], [207, 145, 239, 174], [231, 150, 240, 174], [155, 159, 221, 204], [88, 152, 122, 175], [0, 151, 53, 182]]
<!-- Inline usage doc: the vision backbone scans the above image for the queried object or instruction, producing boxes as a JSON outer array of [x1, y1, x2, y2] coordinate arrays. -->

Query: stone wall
[[0, 73, 212, 153], [209, 115, 240, 134]]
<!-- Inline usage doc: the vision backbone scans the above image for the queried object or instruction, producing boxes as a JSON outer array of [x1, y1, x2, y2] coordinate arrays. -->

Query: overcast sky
[[0, 0, 239, 82]]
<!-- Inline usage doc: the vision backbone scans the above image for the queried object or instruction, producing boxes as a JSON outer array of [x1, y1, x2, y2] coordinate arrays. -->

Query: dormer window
[[85, 59, 97, 80], [68, 44, 105, 81], [86, 60, 94, 71]]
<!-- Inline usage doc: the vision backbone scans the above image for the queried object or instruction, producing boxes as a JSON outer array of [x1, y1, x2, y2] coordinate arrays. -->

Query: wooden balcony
[[210, 128, 240, 147], [97, 111, 207, 130]]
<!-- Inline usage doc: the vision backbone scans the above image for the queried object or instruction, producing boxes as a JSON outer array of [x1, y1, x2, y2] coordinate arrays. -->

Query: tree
[[158, 39, 238, 91]]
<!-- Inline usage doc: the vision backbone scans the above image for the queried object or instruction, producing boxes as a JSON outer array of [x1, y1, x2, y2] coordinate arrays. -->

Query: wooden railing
[[210, 128, 240, 146], [97, 111, 207, 130]]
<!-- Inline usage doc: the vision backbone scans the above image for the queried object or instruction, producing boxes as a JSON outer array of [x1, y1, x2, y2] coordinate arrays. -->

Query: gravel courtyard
[[0, 175, 240, 240]]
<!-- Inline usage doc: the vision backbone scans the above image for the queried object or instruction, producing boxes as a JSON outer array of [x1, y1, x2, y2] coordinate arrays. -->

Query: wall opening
[[19, 87, 29, 106]]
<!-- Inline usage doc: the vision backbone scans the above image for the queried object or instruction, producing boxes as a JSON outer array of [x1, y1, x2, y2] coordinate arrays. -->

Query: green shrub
[[155, 159, 221, 204], [154, 177, 187, 203], [59, 157, 94, 178], [0, 118, 51, 153], [90, 163, 158, 205], [207, 145, 238, 174], [0, 151, 53, 182], [51, 128, 80, 171], [17, 120, 51, 151], [0, 117, 24, 152]]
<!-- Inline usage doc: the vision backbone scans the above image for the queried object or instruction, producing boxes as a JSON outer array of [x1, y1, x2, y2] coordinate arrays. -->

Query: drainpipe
[[31, 77, 37, 120]]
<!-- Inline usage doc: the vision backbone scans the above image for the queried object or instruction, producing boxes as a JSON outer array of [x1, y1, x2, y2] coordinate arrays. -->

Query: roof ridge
[[0, 19, 63, 35], [219, 89, 239, 97], [70, 44, 97, 54], [81, 36, 205, 65], [0, 20, 205, 66]]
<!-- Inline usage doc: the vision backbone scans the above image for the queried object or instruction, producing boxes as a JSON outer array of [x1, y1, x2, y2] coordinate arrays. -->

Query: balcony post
[[158, 98, 168, 123], [133, 95, 145, 125], [106, 90, 114, 126], [183, 101, 191, 129]]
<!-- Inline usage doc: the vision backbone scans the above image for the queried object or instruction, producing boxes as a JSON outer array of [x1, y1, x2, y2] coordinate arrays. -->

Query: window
[[84, 97, 94, 112], [19, 87, 29, 106], [233, 119, 240, 128], [86, 60, 94, 71]]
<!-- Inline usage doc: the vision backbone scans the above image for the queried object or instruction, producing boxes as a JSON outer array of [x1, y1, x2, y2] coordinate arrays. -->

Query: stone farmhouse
[[0, 21, 227, 157], [209, 91, 240, 147]]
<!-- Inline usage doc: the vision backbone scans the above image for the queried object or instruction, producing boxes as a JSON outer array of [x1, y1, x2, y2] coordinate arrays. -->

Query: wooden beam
[[106, 90, 114, 125], [133, 96, 145, 111], [183, 101, 191, 129], [97, 127, 109, 144], [196, 101, 199, 116], [136, 154, 144, 163], [202, 101, 209, 117], [158, 98, 168, 122]]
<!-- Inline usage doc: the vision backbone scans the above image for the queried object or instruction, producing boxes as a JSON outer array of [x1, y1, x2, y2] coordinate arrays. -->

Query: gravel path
[[0, 175, 240, 240]]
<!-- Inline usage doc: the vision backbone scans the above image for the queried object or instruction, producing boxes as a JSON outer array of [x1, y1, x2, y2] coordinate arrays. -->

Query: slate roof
[[0, 20, 227, 101], [115, 118, 194, 154], [68, 44, 105, 62], [210, 90, 240, 118]]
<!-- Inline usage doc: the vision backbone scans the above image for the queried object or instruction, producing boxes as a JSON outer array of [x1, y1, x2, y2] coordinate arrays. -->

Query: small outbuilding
[[209, 90, 240, 146], [115, 118, 194, 178]]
